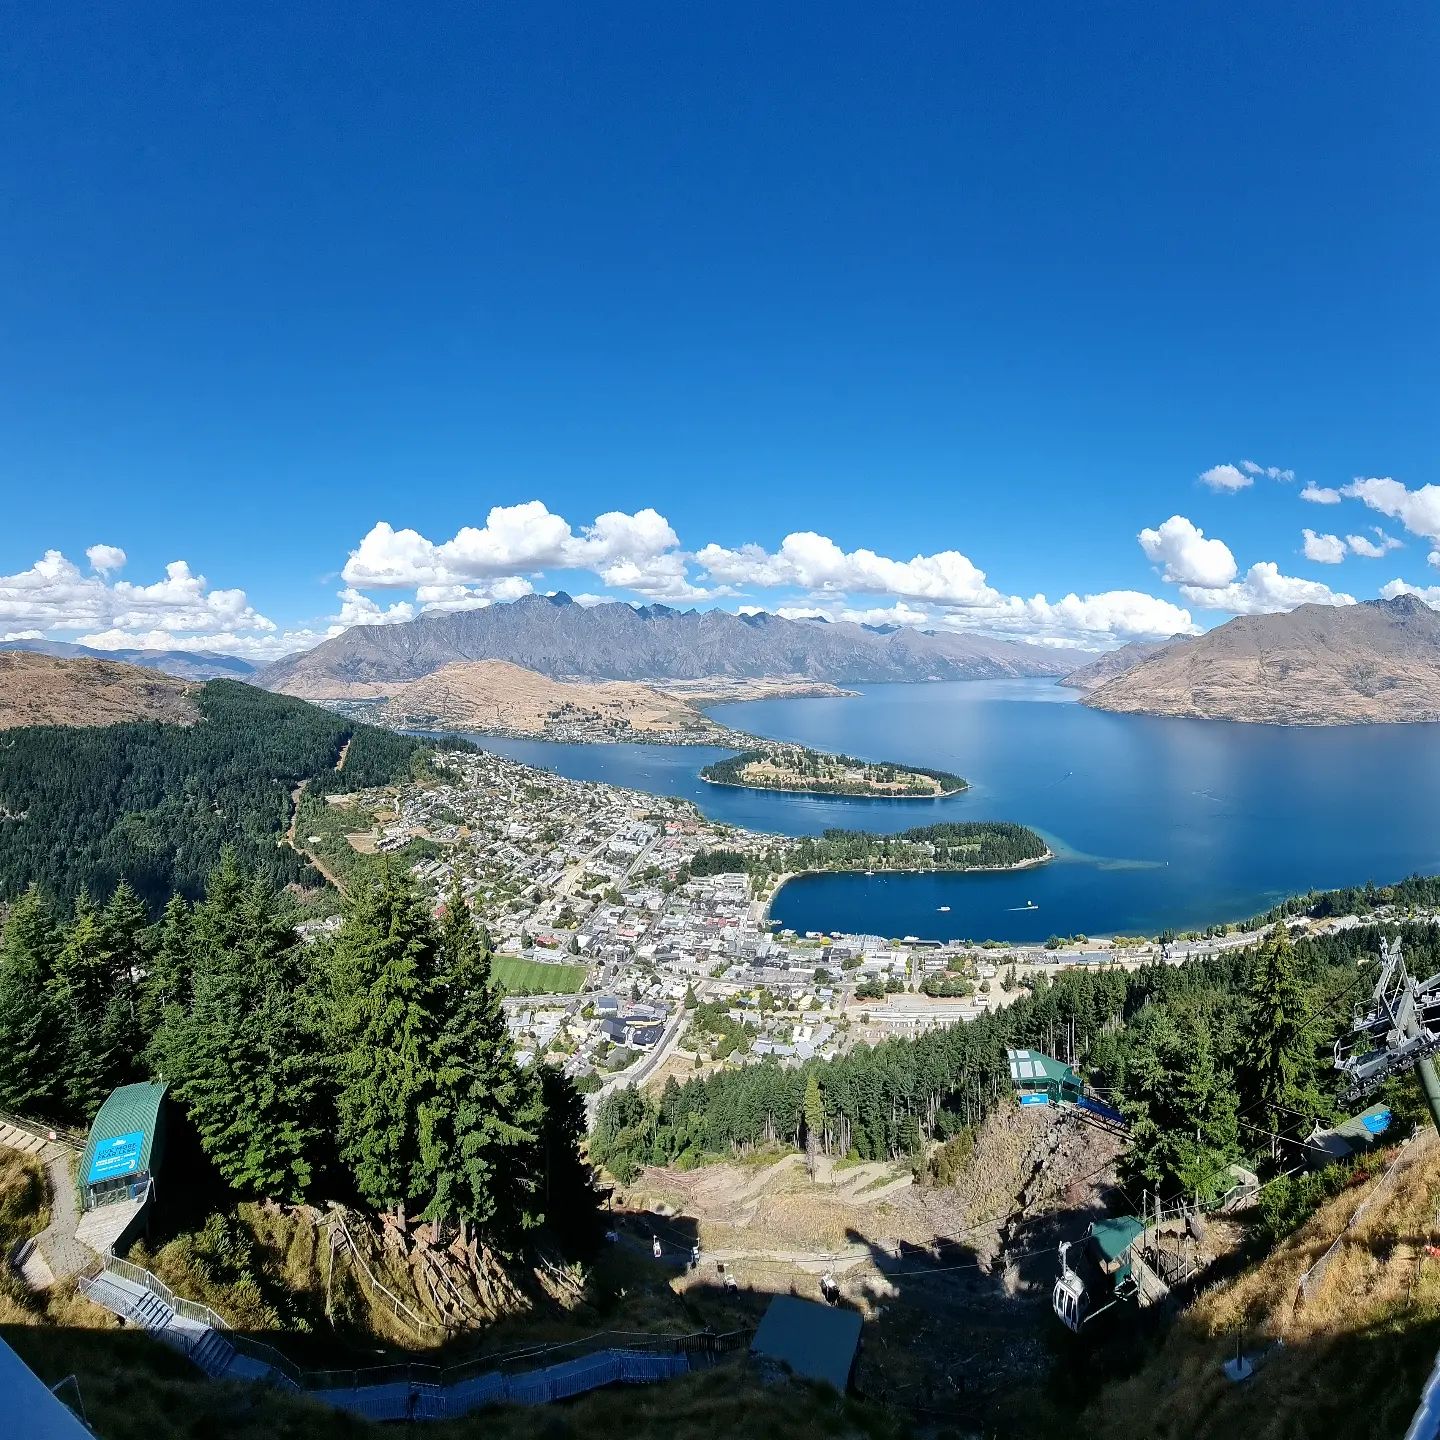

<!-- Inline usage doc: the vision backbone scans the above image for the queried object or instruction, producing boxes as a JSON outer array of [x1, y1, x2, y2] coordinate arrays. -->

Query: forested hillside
[[594, 922, 1421, 1201], [0, 856, 596, 1243], [0, 680, 440, 908]]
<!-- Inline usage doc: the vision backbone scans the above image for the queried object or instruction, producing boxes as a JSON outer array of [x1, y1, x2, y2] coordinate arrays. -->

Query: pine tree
[[141, 895, 193, 1038], [420, 885, 543, 1238], [100, 879, 151, 1064], [327, 864, 440, 1225], [1238, 924, 1322, 1138], [141, 894, 195, 1070], [803, 1071, 825, 1174], [1120, 1008, 1239, 1202], [166, 873, 326, 1200], [49, 891, 128, 1121], [0, 888, 68, 1117]]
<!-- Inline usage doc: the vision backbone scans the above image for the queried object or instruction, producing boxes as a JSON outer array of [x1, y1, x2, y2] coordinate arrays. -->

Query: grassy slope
[[0, 1169, 903, 1440], [1080, 1130, 1440, 1440]]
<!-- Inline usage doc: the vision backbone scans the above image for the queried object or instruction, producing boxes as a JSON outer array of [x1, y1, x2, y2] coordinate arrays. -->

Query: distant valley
[[0, 636, 257, 681]]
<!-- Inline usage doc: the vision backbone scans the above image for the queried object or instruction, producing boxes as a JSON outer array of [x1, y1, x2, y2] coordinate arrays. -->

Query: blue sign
[[1362, 1108, 1393, 1136], [87, 1130, 144, 1185], [1018, 1092, 1051, 1107]]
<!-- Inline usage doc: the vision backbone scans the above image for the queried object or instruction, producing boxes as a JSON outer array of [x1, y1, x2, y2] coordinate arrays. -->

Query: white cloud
[[86, 544, 127, 575], [951, 590, 1198, 645], [1343, 476, 1440, 544], [696, 531, 999, 607], [1180, 562, 1355, 615], [1240, 460, 1296, 482], [1199, 463, 1252, 493], [2, 630, 44, 642], [1345, 529, 1402, 559], [1302, 529, 1346, 564], [75, 626, 322, 662], [0, 550, 272, 637], [835, 602, 934, 628], [333, 588, 416, 628], [1138, 516, 1238, 588], [1300, 483, 1342, 505], [343, 503, 714, 602], [1381, 579, 1440, 606]]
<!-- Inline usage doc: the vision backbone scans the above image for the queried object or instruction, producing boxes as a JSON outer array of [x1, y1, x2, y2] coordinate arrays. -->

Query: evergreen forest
[[0, 855, 596, 1246], [593, 920, 1419, 1209], [0, 681, 448, 908]]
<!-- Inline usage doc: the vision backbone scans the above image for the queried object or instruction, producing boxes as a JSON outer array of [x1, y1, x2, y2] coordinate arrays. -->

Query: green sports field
[[490, 955, 589, 995]]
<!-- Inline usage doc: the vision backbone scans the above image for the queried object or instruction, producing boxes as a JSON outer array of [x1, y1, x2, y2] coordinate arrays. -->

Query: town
[[303, 746, 1314, 1105]]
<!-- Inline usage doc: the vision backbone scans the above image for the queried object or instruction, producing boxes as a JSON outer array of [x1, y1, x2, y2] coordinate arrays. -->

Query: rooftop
[[751, 1295, 862, 1393]]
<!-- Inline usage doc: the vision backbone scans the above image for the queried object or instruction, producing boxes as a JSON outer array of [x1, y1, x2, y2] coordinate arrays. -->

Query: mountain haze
[[0, 637, 256, 681], [1084, 594, 1440, 724], [1059, 634, 1189, 691], [257, 593, 1074, 695]]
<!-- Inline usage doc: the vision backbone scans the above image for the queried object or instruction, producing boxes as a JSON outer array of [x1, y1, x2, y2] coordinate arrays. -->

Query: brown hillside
[[1083, 1131, 1440, 1440], [367, 659, 729, 739], [0, 651, 199, 730], [1085, 594, 1440, 724]]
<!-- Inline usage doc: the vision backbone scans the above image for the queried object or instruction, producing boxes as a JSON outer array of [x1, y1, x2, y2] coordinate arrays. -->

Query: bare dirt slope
[[1086, 594, 1440, 724], [616, 1105, 1127, 1417], [0, 651, 199, 730]]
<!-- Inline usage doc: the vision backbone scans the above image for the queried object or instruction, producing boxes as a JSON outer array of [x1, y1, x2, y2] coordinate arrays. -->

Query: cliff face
[[257, 592, 1073, 695], [1083, 595, 1440, 724], [0, 652, 199, 730]]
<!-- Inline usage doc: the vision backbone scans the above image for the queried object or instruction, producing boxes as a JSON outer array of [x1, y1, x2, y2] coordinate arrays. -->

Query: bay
[[463, 679, 1440, 942]]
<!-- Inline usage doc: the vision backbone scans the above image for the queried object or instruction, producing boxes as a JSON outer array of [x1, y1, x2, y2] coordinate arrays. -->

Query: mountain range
[[1074, 594, 1440, 724], [256, 593, 1074, 696], [0, 637, 256, 681]]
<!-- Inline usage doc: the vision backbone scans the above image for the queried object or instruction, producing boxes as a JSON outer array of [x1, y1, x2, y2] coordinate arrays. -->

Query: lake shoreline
[[763, 849, 1054, 925]]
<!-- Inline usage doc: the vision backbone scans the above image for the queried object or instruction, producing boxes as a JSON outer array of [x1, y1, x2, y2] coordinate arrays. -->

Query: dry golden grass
[[1086, 1131, 1440, 1440], [0, 1149, 49, 1253]]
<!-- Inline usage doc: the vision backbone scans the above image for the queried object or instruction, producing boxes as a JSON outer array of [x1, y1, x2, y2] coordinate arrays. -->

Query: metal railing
[[79, 1214, 752, 1412], [0, 1107, 84, 1152], [99, 1253, 230, 1333]]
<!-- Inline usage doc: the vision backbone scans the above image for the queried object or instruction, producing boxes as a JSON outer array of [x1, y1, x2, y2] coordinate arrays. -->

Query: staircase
[[186, 1328, 238, 1378], [77, 1265, 236, 1380]]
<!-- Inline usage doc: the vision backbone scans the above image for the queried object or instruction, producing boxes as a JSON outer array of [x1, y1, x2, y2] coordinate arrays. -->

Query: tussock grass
[[0, 1149, 49, 1255], [1083, 1130, 1440, 1440]]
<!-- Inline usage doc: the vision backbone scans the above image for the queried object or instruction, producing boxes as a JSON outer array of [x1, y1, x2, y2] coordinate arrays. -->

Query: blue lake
[[465, 679, 1440, 942]]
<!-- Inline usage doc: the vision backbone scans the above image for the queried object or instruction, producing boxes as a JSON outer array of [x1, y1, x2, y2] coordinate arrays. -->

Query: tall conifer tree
[[166, 871, 326, 1199], [327, 864, 440, 1225], [0, 888, 68, 1116], [420, 885, 542, 1238], [1238, 923, 1322, 1136]]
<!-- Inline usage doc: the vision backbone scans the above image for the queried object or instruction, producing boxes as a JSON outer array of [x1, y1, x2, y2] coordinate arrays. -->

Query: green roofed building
[[751, 1295, 863, 1393], [77, 1080, 168, 1212], [1007, 1048, 1083, 1107]]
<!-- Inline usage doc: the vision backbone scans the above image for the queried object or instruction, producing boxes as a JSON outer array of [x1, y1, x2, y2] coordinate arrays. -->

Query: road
[[586, 1005, 690, 1125]]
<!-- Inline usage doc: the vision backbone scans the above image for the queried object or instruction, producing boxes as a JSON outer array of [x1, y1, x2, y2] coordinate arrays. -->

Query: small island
[[700, 744, 966, 798]]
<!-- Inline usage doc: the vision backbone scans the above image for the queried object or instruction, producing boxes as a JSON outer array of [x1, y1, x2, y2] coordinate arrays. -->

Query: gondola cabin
[[1053, 1217, 1146, 1331]]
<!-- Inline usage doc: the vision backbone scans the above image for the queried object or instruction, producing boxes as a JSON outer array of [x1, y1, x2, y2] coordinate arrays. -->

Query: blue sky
[[2, 3, 1437, 659]]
